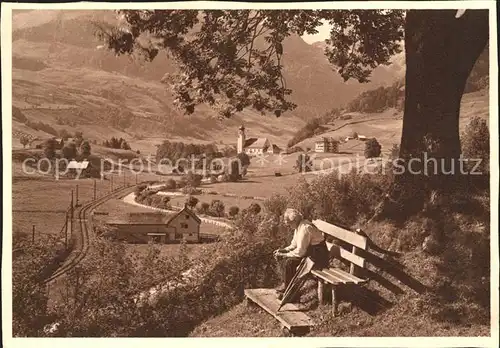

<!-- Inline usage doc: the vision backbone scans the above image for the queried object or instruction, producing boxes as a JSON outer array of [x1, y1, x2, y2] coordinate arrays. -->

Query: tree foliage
[[347, 79, 404, 113], [20, 135, 30, 148], [295, 153, 313, 173], [44, 139, 58, 159], [209, 199, 225, 217], [62, 142, 78, 160], [228, 206, 240, 217], [99, 10, 404, 117], [185, 195, 199, 208], [287, 117, 327, 148], [462, 117, 489, 174], [364, 138, 382, 158], [236, 152, 250, 167], [184, 171, 203, 187], [104, 137, 131, 150], [80, 140, 92, 157], [156, 140, 220, 167]]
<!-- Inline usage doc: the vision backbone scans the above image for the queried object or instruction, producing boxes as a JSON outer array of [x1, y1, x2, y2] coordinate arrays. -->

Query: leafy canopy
[[98, 10, 404, 118]]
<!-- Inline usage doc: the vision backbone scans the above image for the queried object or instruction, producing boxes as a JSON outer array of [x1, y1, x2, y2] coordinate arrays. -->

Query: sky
[[301, 20, 331, 44]]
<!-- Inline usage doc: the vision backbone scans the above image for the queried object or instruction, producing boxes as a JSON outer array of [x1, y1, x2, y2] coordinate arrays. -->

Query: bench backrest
[[312, 219, 368, 274]]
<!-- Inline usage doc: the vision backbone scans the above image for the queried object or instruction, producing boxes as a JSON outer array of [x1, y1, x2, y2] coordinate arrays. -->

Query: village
[[14, 121, 381, 247], [7, 6, 494, 343]]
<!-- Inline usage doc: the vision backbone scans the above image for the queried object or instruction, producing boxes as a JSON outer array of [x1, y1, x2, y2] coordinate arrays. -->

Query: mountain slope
[[11, 10, 406, 152]]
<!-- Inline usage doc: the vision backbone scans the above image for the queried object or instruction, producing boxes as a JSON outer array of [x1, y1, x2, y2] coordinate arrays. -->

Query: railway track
[[44, 185, 136, 283]]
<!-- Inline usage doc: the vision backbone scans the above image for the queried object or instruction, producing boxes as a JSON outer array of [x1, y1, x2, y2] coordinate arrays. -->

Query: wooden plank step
[[244, 288, 314, 332]]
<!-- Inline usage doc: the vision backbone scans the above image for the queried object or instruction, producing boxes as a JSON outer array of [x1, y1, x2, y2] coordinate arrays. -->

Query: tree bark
[[376, 9, 489, 220]]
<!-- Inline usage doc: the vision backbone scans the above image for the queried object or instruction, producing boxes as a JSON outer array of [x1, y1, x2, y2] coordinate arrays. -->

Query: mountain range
[[11, 10, 406, 150]]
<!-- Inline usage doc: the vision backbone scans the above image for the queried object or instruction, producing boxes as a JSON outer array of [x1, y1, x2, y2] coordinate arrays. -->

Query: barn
[[105, 205, 201, 244]]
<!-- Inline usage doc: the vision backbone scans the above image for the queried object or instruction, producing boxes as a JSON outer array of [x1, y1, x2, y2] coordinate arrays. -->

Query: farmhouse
[[314, 137, 338, 153], [105, 205, 201, 244], [237, 125, 281, 155]]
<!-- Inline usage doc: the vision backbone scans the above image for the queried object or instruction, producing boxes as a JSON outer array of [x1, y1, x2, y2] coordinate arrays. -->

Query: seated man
[[273, 208, 329, 299]]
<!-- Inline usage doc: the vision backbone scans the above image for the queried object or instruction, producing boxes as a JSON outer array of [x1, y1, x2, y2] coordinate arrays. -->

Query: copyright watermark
[[20, 152, 485, 180]]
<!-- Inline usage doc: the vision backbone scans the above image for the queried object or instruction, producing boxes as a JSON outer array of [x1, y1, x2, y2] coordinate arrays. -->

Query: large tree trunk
[[376, 9, 489, 220]]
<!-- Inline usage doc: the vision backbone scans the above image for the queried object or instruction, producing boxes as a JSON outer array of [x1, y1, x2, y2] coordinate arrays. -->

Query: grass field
[[10, 164, 167, 241], [201, 174, 302, 198]]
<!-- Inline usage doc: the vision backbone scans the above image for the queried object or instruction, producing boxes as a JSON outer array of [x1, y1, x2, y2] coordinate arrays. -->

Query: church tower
[[237, 125, 246, 154]]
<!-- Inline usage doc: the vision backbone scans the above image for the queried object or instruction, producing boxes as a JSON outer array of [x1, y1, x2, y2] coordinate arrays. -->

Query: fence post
[[350, 228, 362, 276], [70, 191, 74, 238], [93, 179, 96, 201], [65, 212, 68, 249], [76, 184, 79, 207], [32, 225, 35, 243]]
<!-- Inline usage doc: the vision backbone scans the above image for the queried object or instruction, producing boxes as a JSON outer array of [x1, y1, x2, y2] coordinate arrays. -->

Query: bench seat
[[311, 267, 368, 285]]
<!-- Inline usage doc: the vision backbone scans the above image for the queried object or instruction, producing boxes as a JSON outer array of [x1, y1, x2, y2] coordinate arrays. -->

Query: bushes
[[461, 116, 489, 174], [43, 138, 58, 159], [103, 137, 131, 150], [80, 141, 92, 157], [20, 135, 30, 148], [286, 170, 389, 227], [228, 206, 240, 217], [134, 184, 148, 196], [185, 171, 203, 187], [197, 202, 210, 215], [364, 138, 382, 158], [389, 143, 400, 160], [247, 203, 261, 215], [13, 235, 69, 336], [295, 153, 313, 173], [263, 194, 288, 219], [181, 186, 202, 195], [227, 160, 242, 182], [287, 118, 327, 148], [236, 152, 250, 167], [61, 142, 78, 160], [135, 190, 171, 210], [147, 195, 171, 210], [208, 200, 225, 217], [25, 120, 58, 136], [164, 179, 177, 190], [185, 196, 199, 209]]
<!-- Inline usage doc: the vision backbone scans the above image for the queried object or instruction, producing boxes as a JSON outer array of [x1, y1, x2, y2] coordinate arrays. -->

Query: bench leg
[[244, 297, 257, 308], [317, 279, 324, 305], [331, 286, 337, 317]]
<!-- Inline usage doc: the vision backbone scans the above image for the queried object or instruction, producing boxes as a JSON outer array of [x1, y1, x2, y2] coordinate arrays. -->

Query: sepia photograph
[[1, 1, 498, 346]]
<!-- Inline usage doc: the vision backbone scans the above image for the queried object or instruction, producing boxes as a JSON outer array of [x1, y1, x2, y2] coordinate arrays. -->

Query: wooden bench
[[311, 219, 369, 316]]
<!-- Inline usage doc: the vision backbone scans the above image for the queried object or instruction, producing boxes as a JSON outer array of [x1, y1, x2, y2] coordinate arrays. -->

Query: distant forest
[[347, 46, 488, 114], [287, 47, 488, 148]]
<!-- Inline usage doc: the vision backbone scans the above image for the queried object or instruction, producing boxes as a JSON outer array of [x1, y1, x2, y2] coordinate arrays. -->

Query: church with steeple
[[237, 125, 281, 156]]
